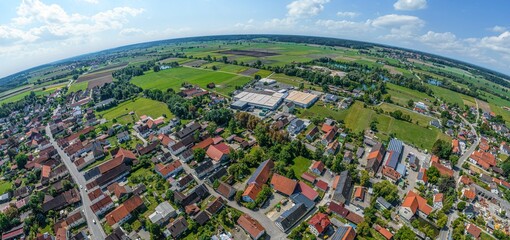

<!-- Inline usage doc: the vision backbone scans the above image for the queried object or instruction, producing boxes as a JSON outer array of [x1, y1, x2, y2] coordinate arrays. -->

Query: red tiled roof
[[321, 123, 334, 133], [270, 174, 297, 196], [310, 161, 325, 172], [88, 188, 103, 202], [459, 175, 473, 185], [98, 156, 124, 174], [155, 160, 182, 177], [308, 212, 331, 234], [298, 181, 318, 201], [466, 223, 481, 238], [237, 214, 265, 239], [105, 195, 143, 226], [115, 148, 136, 160], [375, 225, 393, 240], [41, 165, 51, 178], [242, 183, 262, 201], [470, 151, 496, 168], [452, 139, 460, 153], [434, 193, 443, 203], [327, 201, 349, 217], [401, 191, 432, 215], [192, 138, 214, 150], [463, 189, 476, 200], [206, 143, 230, 162], [301, 172, 317, 183], [431, 155, 439, 163], [431, 162, 454, 177], [316, 180, 329, 191], [354, 187, 364, 200]]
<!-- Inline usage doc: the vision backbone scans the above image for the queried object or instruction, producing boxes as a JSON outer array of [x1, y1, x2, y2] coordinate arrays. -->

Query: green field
[[271, 73, 321, 91], [131, 66, 252, 96], [0, 181, 12, 195], [378, 103, 435, 127], [297, 102, 348, 120], [387, 83, 434, 106], [68, 81, 88, 93], [292, 156, 311, 179], [97, 97, 173, 126], [486, 94, 510, 124], [429, 85, 476, 107], [0, 83, 65, 104]]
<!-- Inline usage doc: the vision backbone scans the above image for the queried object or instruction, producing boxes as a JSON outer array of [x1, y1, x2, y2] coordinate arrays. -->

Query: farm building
[[284, 90, 319, 108], [258, 78, 276, 85], [232, 91, 286, 110]]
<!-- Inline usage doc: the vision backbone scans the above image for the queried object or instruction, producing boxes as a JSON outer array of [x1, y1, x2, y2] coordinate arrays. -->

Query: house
[[343, 150, 354, 164], [430, 119, 441, 128], [175, 173, 195, 191], [193, 211, 210, 226], [194, 160, 215, 179], [175, 122, 200, 140], [353, 187, 365, 201], [90, 195, 114, 216], [271, 174, 297, 196], [366, 143, 386, 174], [433, 193, 443, 209], [324, 94, 339, 103], [287, 119, 306, 135], [316, 180, 329, 192], [501, 142, 510, 155], [149, 201, 177, 225], [462, 188, 476, 202], [107, 183, 132, 200], [332, 171, 352, 204], [173, 184, 210, 207], [326, 140, 340, 155], [466, 223, 481, 239], [376, 197, 393, 210], [321, 126, 338, 145], [42, 188, 81, 212], [243, 160, 274, 202], [464, 204, 476, 219], [155, 161, 183, 179], [216, 181, 236, 200], [2, 225, 25, 240], [310, 160, 325, 175], [469, 151, 496, 170], [116, 131, 130, 143], [275, 203, 310, 232], [374, 225, 393, 240], [416, 168, 428, 185], [399, 191, 433, 221], [330, 225, 356, 240], [237, 214, 266, 240], [297, 181, 319, 201], [283, 101, 295, 113], [206, 143, 230, 163], [205, 196, 225, 215], [452, 139, 460, 155], [431, 161, 454, 178], [306, 127, 319, 141], [167, 216, 188, 239], [105, 195, 144, 227], [301, 172, 317, 183], [308, 212, 331, 236]]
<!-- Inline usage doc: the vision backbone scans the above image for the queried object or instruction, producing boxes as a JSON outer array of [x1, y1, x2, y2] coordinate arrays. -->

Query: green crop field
[[131, 66, 252, 96], [270, 73, 321, 91], [486, 94, 510, 124], [68, 81, 88, 93], [387, 83, 434, 107], [98, 97, 173, 126], [0, 83, 65, 104], [429, 85, 476, 107], [378, 103, 434, 127]]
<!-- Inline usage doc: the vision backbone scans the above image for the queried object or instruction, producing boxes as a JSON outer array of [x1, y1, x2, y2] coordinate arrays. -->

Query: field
[[68, 81, 88, 93], [270, 73, 321, 91], [0, 181, 12, 195], [131, 66, 252, 96], [97, 97, 173, 126], [386, 83, 434, 106], [0, 83, 66, 104], [292, 156, 311, 179], [429, 85, 475, 107], [298, 101, 448, 149]]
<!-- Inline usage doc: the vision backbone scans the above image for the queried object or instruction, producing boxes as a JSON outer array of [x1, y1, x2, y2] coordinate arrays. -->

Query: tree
[[360, 170, 370, 187], [15, 154, 28, 169], [427, 166, 440, 185], [407, 99, 414, 108], [432, 139, 452, 159], [394, 225, 416, 240], [457, 201, 466, 211], [437, 214, 448, 228], [212, 65, 218, 71], [79, 134, 86, 141], [234, 190, 243, 203], [373, 180, 399, 203]]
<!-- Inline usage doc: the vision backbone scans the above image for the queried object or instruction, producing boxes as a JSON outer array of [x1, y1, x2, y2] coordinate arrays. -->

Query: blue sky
[[1, 0, 510, 77]]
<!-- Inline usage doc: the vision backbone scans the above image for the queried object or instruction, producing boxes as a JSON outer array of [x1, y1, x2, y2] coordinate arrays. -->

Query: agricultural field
[[486, 95, 510, 124], [0, 83, 66, 104], [271, 73, 322, 91], [429, 85, 476, 108], [97, 97, 173, 126], [131, 66, 252, 96], [297, 102, 348, 120], [386, 83, 434, 106], [68, 81, 88, 93], [378, 103, 435, 127]]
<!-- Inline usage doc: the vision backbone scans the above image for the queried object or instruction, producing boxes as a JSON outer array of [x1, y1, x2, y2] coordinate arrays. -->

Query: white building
[[149, 201, 177, 225]]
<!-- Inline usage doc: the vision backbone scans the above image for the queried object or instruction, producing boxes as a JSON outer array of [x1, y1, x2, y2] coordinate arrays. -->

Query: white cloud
[[489, 25, 507, 33], [372, 14, 424, 39], [316, 19, 371, 33], [336, 11, 359, 18], [479, 31, 510, 55], [82, 0, 99, 4], [287, 0, 330, 19], [393, 0, 427, 11], [419, 31, 466, 51]]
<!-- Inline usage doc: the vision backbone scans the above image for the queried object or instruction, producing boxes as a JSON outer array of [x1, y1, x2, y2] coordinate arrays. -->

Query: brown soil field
[[87, 76, 113, 89], [476, 99, 491, 113], [239, 68, 259, 76], [182, 60, 208, 67], [219, 49, 279, 57]]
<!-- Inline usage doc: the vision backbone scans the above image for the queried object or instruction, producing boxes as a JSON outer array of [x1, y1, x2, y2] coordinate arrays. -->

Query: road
[[45, 109, 106, 239], [438, 110, 480, 240], [179, 159, 286, 239]]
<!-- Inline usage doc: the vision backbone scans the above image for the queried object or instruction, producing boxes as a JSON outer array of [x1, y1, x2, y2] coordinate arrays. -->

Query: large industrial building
[[284, 90, 319, 108], [231, 90, 287, 110]]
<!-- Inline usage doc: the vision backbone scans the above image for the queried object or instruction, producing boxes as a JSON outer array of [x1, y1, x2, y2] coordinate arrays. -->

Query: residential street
[[45, 110, 106, 239]]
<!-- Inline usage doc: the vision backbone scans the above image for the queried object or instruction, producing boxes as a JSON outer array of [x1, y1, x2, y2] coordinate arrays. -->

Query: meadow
[[131, 66, 252, 96], [97, 97, 173, 126]]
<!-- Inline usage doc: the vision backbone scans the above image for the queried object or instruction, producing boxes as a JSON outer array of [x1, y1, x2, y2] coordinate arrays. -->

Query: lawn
[[344, 101, 450, 150], [68, 81, 88, 93], [0, 181, 12, 195], [297, 102, 348, 120], [429, 85, 475, 107], [486, 94, 510, 125], [270, 73, 321, 91], [131, 66, 252, 96], [97, 98, 173, 126], [292, 156, 311, 178]]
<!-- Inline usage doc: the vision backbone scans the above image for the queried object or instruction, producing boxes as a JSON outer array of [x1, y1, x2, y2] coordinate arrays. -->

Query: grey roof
[[386, 150, 400, 169], [275, 203, 309, 232], [175, 122, 200, 139], [376, 197, 393, 209], [332, 171, 352, 203], [387, 138, 403, 154], [331, 225, 352, 240], [247, 160, 271, 185], [290, 193, 315, 209]]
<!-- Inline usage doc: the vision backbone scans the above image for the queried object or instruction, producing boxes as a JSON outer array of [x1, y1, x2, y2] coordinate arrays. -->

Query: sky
[[1, 0, 510, 78]]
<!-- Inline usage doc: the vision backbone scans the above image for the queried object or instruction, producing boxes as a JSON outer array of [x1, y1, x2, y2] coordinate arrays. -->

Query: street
[[45, 108, 106, 239]]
